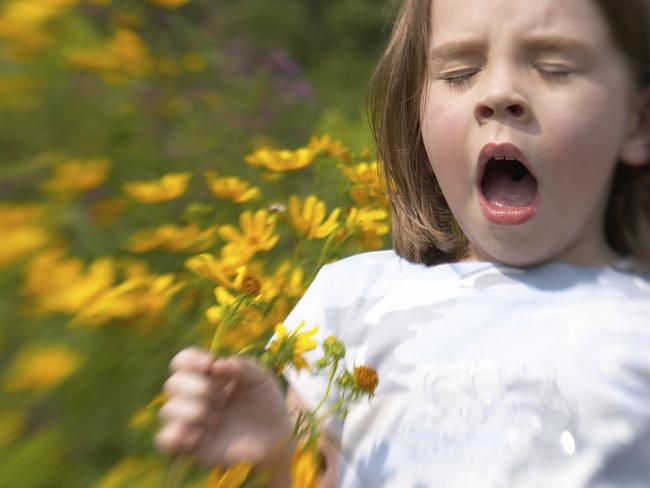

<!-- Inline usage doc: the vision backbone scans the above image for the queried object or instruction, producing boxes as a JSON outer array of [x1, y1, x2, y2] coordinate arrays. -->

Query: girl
[[156, 0, 650, 486]]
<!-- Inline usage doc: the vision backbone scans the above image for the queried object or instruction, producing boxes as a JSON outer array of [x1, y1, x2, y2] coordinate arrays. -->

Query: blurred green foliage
[[0, 1, 394, 486]]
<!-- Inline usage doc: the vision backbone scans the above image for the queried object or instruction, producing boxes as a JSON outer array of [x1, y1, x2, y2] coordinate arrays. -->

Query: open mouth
[[480, 157, 538, 207], [476, 143, 539, 225]]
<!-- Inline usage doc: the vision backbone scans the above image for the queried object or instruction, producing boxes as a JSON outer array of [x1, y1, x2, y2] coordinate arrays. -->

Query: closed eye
[[535, 64, 572, 81], [440, 69, 480, 89]]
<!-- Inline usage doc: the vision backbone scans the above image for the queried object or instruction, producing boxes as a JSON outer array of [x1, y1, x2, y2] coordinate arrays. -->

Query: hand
[[155, 347, 294, 469]]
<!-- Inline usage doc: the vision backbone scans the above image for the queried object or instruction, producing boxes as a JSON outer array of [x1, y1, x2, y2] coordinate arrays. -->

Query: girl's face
[[420, 0, 648, 266]]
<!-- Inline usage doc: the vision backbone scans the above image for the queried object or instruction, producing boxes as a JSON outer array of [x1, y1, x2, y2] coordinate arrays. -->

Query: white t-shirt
[[284, 250, 650, 488]]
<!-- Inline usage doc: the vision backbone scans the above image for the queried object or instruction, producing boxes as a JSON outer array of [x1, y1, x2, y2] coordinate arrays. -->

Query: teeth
[[492, 156, 515, 161]]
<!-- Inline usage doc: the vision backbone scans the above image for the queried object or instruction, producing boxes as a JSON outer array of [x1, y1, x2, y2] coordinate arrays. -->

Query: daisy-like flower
[[288, 195, 341, 240], [127, 223, 217, 253], [245, 146, 316, 172], [341, 160, 388, 207], [3, 344, 82, 393], [264, 321, 318, 373], [0, 203, 49, 267], [219, 209, 279, 261], [308, 133, 350, 161], [353, 365, 379, 395], [205, 170, 260, 203], [1, 225, 49, 268], [342, 206, 390, 250], [71, 270, 184, 328], [21, 248, 116, 315], [122, 172, 191, 203], [185, 252, 243, 287], [65, 28, 152, 81], [41, 157, 110, 198]]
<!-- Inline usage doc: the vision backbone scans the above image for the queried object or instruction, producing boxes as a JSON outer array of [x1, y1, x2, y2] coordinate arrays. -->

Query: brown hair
[[368, 0, 650, 265]]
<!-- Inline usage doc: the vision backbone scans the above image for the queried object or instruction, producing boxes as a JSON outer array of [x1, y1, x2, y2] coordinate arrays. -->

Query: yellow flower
[[0, 225, 49, 268], [127, 223, 217, 253], [3, 344, 82, 393], [206, 463, 252, 488], [205, 170, 260, 203], [343, 160, 380, 185], [206, 294, 271, 354], [123, 172, 192, 203], [185, 253, 239, 286], [342, 160, 388, 207], [308, 133, 349, 161], [22, 248, 116, 315], [0, 202, 44, 228], [150, 0, 191, 8], [343, 207, 390, 249], [290, 443, 320, 488], [219, 209, 279, 261], [265, 321, 318, 373], [267, 261, 305, 299], [41, 158, 110, 198], [0, 0, 77, 52], [245, 146, 316, 172], [72, 271, 184, 328], [65, 28, 152, 81], [0, 203, 49, 267], [288, 195, 341, 240]]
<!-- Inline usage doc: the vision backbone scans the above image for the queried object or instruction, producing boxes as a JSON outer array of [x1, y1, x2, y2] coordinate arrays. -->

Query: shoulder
[[315, 250, 421, 296], [320, 249, 417, 277]]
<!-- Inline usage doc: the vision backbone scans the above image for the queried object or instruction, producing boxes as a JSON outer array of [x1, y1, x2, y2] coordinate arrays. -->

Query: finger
[[159, 397, 209, 425], [170, 347, 213, 374], [163, 371, 226, 404], [155, 421, 202, 454], [210, 357, 268, 389]]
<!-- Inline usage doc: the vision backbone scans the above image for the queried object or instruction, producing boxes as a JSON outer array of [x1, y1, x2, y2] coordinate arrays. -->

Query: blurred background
[[0, 0, 394, 486]]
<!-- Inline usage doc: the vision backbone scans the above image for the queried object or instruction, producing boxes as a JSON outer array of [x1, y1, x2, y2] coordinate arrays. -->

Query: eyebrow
[[519, 36, 594, 56], [429, 39, 485, 62], [429, 35, 594, 63]]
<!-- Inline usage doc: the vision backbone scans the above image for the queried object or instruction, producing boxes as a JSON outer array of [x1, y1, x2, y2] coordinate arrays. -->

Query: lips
[[476, 143, 539, 225]]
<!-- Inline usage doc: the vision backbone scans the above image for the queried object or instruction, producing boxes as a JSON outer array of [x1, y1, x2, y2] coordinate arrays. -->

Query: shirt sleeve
[[281, 263, 345, 442]]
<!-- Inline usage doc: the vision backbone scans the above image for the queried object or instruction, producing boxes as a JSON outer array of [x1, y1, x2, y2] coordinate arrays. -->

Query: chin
[[469, 239, 560, 268]]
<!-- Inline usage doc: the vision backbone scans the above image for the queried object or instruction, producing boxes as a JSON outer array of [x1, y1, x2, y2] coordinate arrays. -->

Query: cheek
[[421, 98, 471, 188], [539, 88, 625, 187]]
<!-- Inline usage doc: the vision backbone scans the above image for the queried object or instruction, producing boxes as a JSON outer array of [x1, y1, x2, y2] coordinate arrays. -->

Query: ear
[[620, 87, 650, 167]]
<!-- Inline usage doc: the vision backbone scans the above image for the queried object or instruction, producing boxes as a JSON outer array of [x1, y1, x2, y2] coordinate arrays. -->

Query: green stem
[[209, 295, 247, 357], [316, 397, 345, 424], [165, 457, 192, 488], [305, 232, 340, 285], [315, 231, 337, 269], [293, 237, 305, 264], [312, 358, 339, 415]]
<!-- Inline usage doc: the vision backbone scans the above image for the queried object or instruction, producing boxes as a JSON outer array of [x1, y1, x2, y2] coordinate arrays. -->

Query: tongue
[[482, 171, 537, 207]]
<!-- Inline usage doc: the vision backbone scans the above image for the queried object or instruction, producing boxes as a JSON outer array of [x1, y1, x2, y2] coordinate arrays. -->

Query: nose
[[474, 69, 532, 124]]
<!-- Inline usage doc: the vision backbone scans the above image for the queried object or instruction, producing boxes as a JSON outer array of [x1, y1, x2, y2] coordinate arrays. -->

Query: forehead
[[429, 0, 611, 46]]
